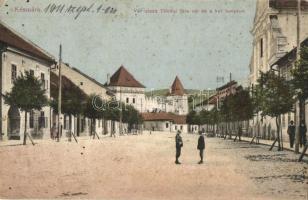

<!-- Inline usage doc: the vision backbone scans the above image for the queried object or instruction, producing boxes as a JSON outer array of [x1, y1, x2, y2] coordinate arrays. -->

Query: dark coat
[[300, 124, 307, 135], [175, 133, 183, 149], [287, 124, 296, 135], [197, 135, 205, 150]]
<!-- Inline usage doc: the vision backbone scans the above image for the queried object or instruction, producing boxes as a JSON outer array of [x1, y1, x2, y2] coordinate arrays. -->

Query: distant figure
[[51, 123, 57, 140], [175, 130, 183, 164], [299, 120, 307, 147], [111, 130, 116, 138], [197, 131, 205, 164], [238, 124, 242, 141], [287, 120, 296, 148]]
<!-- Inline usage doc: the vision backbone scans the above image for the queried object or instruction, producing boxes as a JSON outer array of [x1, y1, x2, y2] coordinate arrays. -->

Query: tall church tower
[[249, 0, 308, 85]]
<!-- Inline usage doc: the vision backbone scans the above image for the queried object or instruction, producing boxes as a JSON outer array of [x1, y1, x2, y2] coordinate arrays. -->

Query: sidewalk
[[0, 132, 145, 147], [223, 135, 308, 156]]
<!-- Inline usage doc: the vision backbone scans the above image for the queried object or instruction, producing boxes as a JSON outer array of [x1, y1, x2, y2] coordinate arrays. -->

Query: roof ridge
[[108, 65, 145, 88], [0, 20, 55, 61]]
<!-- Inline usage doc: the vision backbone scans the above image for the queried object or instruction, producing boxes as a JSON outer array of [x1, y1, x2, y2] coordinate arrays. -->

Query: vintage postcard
[[0, 0, 308, 199]]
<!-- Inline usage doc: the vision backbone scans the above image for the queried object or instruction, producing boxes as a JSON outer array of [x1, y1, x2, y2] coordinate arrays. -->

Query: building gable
[[108, 65, 145, 88], [0, 20, 54, 63], [168, 76, 185, 96]]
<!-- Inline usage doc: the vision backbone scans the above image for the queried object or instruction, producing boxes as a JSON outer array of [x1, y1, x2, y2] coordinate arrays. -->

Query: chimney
[[107, 73, 110, 85]]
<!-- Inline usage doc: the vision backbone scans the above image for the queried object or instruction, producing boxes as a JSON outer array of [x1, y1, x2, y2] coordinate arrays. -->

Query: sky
[[0, 0, 256, 90]]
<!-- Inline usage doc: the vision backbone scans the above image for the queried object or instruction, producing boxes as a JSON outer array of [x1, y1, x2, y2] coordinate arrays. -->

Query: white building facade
[[0, 21, 55, 141], [249, 0, 308, 141]]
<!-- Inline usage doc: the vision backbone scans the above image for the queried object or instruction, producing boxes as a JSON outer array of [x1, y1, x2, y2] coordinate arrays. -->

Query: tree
[[187, 110, 201, 126], [220, 94, 235, 137], [218, 87, 254, 139], [122, 104, 143, 132], [50, 75, 88, 135], [232, 88, 254, 122], [257, 71, 295, 150], [251, 83, 266, 138], [3, 71, 48, 145], [231, 88, 254, 140], [291, 45, 308, 152], [83, 94, 104, 137]]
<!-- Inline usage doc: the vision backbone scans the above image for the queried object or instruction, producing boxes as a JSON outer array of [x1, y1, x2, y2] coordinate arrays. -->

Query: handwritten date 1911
[[44, 3, 117, 19]]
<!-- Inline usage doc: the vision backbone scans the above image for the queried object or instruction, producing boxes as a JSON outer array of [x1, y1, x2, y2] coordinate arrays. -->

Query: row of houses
[[191, 0, 308, 141], [202, 0, 308, 142], [0, 20, 189, 141], [248, 0, 308, 141]]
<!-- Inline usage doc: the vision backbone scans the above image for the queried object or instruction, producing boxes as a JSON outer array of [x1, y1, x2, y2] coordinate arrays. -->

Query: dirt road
[[0, 132, 307, 199]]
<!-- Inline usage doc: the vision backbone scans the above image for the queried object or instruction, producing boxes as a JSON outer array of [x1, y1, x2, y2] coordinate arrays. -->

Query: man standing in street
[[299, 120, 307, 147], [175, 130, 183, 164], [287, 120, 296, 148], [197, 130, 205, 164]]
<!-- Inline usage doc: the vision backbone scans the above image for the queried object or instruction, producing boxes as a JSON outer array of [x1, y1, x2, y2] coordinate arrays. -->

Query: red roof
[[108, 66, 145, 88], [0, 21, 54, 63], [169, 76, 185, 96], [141, 112, 187, 124]]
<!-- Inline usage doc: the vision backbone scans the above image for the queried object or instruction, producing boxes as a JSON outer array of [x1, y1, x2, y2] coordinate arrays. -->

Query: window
[[133, 98, 136, 104], [30, 69, 34, 76], [126, 98, 129, 103], [166, 123, 169, 128], [41, 73, 45, 89], [39, 111, 46, 129], [11, 64, 17, 83], [260, 38, 263, 58], [175, 125, 177, 130], [80, 82, 83, 86], [180, 125, 183, 130], [29, 110, 34, 128], [81, 118, 85, 132], [63, 115, 70, 130], [63, 115, 67, 130]]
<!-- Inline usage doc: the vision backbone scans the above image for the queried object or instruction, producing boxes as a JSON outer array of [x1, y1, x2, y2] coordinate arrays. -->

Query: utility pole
[[207, 88, 210, 133], [119, 86, 123, 135], [295, 0, 301, 153], [57, 44, 62, 142]]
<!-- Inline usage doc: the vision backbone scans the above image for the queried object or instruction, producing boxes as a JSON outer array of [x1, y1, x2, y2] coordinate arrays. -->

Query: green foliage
[[83, 94, 104, 120], [104, 101, 120, 121], [220, 94, 233, 122], [251, 84, 264, 115], [257, 71, 295, 118], [291, 45, 308, 101], [3, 71, 48, 112], [83, 95, 142, 126], [218, 87, 253, 124], [50, 81, 87, 116], [232, 88, 254, 121], [187, 110, 201, 125], [122, 104, 143, 129], [187, 108, 219, 125]]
